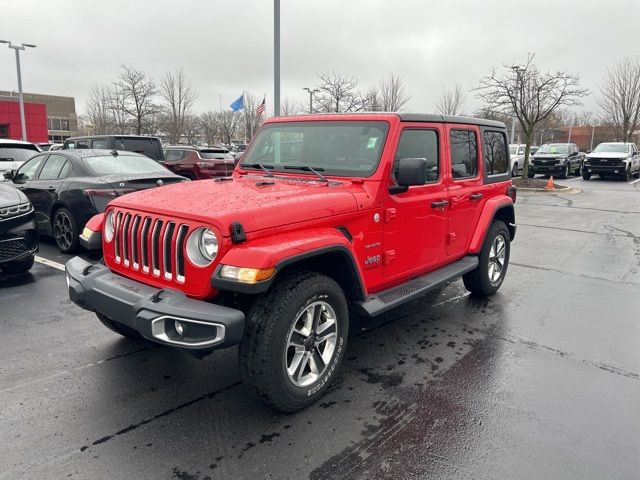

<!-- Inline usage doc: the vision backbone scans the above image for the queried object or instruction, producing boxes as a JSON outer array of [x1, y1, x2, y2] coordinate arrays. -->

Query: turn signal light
[[507, 185, 517, 203], [219, 266, 276, 284]]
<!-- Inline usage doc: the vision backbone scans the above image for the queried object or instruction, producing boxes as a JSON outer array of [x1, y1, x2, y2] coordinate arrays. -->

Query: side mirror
[[390, 158, 431, 194], [3, 170, 14, 180]]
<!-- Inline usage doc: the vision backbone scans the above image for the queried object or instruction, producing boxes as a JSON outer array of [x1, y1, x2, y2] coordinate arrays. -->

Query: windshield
[[200, 150, 234, 159], [592, 143, 630, 154], [509, 146, 517, 155], [536, 144, 569, 154], [240, 121, 389, 177], [0, 147, 39, 163], [82, 155, 169, 175]]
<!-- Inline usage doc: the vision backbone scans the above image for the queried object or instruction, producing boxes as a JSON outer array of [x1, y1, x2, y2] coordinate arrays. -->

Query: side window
[[450, 130, 478, 179], [165, 150, 182, 161], [58, 160, 72, 178], [518, 146, 525, 155], [38, 154, 68, 180], [92, 139, 108, 149], [483, 131, 509, 175], [16, 155, 46, 180], [76, 140, 90, 149], [393, 129, 439, 183]]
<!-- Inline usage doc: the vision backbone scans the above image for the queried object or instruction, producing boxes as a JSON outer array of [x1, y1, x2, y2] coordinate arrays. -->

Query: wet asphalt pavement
[[2, 176, 640, 479]]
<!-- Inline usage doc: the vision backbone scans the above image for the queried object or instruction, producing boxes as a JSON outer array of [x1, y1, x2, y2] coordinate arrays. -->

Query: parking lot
[[2, 176, 640, 480]]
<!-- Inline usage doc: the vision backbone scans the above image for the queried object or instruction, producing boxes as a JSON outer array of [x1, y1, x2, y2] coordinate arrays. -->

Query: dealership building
[[0, 90, 77, 144]]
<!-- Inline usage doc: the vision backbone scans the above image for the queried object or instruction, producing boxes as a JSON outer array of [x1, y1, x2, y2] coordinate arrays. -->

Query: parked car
[[62, 135, 165, 162], [528, 143, 585, 179], [48, 143, 63, 151], [3, 149, 185, 253], [0, 139, 41, 177], [509, 144, 538, 177], [163, 146, 236, 180], [66, 113, 516, 412], [0, 182, 38, 274], [583, 142, 640, 181]]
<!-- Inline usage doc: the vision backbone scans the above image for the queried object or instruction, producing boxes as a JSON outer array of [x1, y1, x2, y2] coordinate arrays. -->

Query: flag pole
[[244, 89, 247, 143]]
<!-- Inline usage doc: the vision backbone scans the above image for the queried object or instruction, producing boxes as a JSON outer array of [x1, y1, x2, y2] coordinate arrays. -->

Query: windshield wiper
[[242, 163, 274, 177], [283, 165, 328, 183]]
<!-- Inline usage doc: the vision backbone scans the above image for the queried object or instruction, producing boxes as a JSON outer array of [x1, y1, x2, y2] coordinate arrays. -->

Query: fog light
[[174, 320, 185, 336]]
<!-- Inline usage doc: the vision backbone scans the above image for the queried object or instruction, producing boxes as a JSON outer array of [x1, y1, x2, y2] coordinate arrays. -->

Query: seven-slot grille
[[112, 211, 190, 283]]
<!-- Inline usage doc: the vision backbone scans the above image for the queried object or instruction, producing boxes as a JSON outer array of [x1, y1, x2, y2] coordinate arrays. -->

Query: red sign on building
[[0, 100, 49, 143]]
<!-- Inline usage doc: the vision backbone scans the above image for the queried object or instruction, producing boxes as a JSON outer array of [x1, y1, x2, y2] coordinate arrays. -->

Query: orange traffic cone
[[546, 176, 554, 190]]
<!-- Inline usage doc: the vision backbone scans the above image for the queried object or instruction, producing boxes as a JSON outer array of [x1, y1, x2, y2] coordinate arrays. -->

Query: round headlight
[[104, 211, 115, 243], [186, 228, 218, 266]]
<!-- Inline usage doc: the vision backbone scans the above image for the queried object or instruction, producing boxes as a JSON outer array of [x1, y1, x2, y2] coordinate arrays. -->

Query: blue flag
[[230, 94, 244, 112]]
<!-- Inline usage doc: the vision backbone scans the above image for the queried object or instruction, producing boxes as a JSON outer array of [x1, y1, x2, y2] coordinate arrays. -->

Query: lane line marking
[[628, 178, 640, 185], [34, 256, 65, 272]]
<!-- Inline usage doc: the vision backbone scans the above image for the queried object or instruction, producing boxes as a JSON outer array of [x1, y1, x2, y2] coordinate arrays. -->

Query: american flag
[[256, 96, 266, 117]]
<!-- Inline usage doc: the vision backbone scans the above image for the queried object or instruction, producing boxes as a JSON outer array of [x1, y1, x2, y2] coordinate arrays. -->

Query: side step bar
[[355, 256, 479, 317]]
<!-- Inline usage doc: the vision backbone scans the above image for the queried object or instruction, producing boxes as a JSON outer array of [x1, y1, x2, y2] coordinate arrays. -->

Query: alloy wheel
[[53, 210, 74, 251], [488, 234, 507, 285], [285, 301, 338, 387]]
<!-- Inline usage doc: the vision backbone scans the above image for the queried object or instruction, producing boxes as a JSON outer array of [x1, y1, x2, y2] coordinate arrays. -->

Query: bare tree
[[199, 111, 219, 146], [280, 97, 300, 116], [598, 57, 640, 142], [475, 53, 589, 177], [107, 84, 131, 134], [364, 87, 383, 111], [182, 114, 201, 145], [240, 93, 264, 142], [85, 85, 114, 134], [378, 74, 410, 111], [436, 84, 466, 116], [159, 68, 197, 144], [314, 72, 367, 113], [114, 65, 160, 135], [215, 110, 241, 146]]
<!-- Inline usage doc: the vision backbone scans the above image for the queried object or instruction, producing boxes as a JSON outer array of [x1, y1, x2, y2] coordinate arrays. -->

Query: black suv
[[528, 143, 585, 179], [63, 135, 165, 162], [0, 183, 38, 274]]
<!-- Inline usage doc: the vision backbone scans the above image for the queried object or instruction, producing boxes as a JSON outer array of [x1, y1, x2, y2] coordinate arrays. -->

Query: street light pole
[[0, 41, 37, 142], [273, 0, 280, 116], [303, 87, 319, 114]]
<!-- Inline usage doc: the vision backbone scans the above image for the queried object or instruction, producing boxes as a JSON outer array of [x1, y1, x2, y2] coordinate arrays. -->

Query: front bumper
[[529, 163, 566, 174], [584, 164, 625, 175], [65, 256, 245, 353], [0, 211, 38, 264]]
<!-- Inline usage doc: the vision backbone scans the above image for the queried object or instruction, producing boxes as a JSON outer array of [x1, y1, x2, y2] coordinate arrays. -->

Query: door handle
[[470, 193, 484, 201], [431, 200, 449, 209], [47, 186, 56, 192]]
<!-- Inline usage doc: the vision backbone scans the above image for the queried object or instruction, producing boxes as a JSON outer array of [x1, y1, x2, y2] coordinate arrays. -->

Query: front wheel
[[559, 164, 569, 179], [527, 171, 535, 179], [463, 221, 510, 296], [583, 170, 591, 180], [239, 272, 349, 412], [624, 166, 631, 182]]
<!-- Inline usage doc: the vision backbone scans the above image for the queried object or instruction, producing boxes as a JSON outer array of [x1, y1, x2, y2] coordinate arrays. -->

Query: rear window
[[0, 146, 39, 163], [200, 149, 234, 159], [115, 138, 163, 161], [483, 131, 509, 175], [82, 155, 169, 175]]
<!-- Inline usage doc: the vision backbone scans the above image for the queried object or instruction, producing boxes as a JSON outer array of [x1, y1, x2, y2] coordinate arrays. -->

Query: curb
[[517, 186, 581, 194]]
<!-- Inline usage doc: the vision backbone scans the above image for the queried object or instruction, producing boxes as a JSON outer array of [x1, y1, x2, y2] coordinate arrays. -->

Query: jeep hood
[[109, 175, 359, 236]]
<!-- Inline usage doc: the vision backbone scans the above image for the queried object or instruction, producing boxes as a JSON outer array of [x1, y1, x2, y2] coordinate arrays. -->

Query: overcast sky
[[1, 0, 638, 117]]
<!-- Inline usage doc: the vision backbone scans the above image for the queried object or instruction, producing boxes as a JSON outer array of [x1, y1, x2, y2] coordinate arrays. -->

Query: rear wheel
[[239, 272, 349, 412], [0, 255, 35, 274], [96, 313, 143, 340], [463, 221, 510, 296], [53, 207, 79, 253], [511, 162, 518, 177]]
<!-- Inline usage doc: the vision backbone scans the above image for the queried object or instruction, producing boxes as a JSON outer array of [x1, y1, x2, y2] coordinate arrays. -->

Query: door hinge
[[384, 208, 396, 223], [383, 250, 396, 265], [447, 232, 457, 245]]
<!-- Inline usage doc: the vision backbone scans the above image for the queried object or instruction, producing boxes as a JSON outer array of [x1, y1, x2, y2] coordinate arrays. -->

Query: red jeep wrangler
[[66, 113, 516, 411]]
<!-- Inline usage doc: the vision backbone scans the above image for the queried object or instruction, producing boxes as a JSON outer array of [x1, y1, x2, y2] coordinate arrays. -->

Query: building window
[[61, 119, 69, 131], [51, 118, 61, 130]]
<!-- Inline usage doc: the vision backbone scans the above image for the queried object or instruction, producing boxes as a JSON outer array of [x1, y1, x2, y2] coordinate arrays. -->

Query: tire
[[574, 162, 582, 176], [527, 171, 535, 179], [52, 207, 79, 253], [624, 166, 631, 182], [96, 312, 144, 340], [559, 164, 569, 179], [0, 255, 35, 274], [634, 168, 639, 179], [463, 221, 510, 297], [583, 171, 591, 180], [239, 271, 349, 412], [511, 162, 518, 177]]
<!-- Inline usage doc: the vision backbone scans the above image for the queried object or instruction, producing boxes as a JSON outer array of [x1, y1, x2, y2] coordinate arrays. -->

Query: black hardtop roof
[[65, 135, 161, 141], [398, 113, 506, 129], [164, 145, 228, 150], [52, 149, 146, 158]]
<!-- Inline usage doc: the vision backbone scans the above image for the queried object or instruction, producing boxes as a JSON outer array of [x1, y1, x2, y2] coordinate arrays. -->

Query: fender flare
[[211, 228, 366, 298], [468, 198, 515, 254]]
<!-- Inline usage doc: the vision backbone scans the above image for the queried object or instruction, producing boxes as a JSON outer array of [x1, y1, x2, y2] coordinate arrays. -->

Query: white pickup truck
[[509, 143, 539, 177], [0, 139, 41, 178], [583, 142, 640, 181]]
